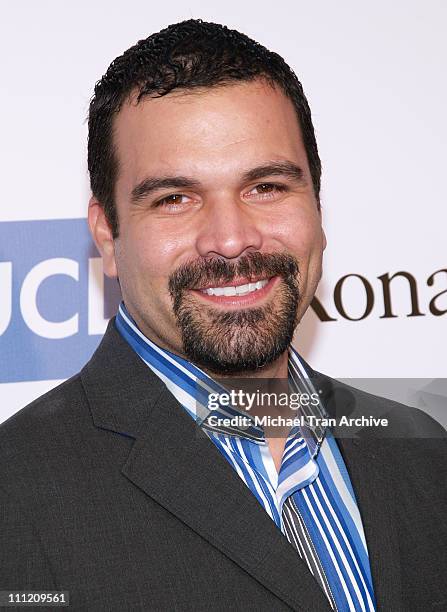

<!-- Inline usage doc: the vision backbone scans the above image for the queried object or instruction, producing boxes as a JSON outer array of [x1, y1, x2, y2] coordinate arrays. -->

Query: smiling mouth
[[199, 278, 270, 297], [188, 275, 278, 306]]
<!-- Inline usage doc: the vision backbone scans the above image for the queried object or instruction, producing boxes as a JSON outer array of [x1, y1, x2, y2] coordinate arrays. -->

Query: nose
[[195, 196, 263, 260]]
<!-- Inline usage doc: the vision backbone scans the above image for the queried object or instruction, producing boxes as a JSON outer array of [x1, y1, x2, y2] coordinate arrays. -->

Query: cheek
[[271, 211, 323, 260], [128, 225, 190, 288]]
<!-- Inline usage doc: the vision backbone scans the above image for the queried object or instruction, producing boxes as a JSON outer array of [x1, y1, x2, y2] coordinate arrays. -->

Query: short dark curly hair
[[88, 19, 321, 239]]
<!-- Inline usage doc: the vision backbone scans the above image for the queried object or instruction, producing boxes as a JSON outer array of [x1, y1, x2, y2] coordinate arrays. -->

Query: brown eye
[[245, 183, 288, 199], [154, 193, 190, 209], [160, 194, 184, 205], [256, 183, 276, 193]]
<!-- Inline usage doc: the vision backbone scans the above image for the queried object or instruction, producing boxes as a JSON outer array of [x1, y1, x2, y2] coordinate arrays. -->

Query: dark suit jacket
[[0, 319, 446, 611]]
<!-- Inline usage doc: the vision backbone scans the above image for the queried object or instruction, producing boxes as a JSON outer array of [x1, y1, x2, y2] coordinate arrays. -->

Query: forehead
[[113, 79, 307, 188]]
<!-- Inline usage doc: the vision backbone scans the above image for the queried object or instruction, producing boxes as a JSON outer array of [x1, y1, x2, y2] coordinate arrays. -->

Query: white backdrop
[[1, 0, 446, 424]]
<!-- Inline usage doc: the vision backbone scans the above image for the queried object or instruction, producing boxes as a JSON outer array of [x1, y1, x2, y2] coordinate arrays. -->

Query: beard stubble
[[168, 251, 301, 375]]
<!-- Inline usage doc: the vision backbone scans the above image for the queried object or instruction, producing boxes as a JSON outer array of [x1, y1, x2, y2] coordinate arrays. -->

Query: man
[[0, 19, 445, 612]]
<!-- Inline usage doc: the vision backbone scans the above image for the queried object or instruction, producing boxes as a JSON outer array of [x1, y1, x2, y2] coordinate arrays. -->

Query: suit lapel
[[81, 320, 332, 612], [121, 388, 332, 612], [311, 369, 404, 611], [335, 437, 403, 611]]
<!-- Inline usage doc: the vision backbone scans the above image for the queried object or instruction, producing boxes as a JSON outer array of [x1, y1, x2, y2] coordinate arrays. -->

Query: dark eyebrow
[[130, 176, 201, 204], [130, 160, 305, 205], [241, 161, 305, 184]]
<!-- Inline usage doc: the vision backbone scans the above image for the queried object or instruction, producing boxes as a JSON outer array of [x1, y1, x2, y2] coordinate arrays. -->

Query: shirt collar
[[115, 301, 327, 457]]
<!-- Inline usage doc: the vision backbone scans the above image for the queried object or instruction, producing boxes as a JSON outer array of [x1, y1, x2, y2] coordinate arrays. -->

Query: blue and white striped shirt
[[116, 302, 376, 611]]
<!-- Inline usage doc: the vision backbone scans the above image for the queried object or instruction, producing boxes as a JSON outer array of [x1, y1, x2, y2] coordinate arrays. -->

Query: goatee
[[168, 251, 301, 374]]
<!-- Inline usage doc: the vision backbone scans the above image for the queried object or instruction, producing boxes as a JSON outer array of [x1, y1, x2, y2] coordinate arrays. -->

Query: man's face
[[91, 79, 326, 374]]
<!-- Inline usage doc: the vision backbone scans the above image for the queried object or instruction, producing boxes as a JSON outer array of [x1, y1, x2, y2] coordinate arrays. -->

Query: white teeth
[[235, 284, 250, 295], [202, 279, 269, 296]]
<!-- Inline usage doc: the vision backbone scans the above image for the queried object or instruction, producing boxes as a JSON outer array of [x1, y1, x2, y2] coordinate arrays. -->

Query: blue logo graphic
[[0, 219, 121, 383]]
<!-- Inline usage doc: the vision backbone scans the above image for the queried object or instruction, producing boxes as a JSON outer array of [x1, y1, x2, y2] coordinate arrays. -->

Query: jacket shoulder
[[0, 374, 88, 461], [312, 369, 446, 439]]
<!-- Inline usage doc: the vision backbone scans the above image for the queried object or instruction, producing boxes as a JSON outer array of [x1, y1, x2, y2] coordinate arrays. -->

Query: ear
[[88, 197, 118, 278], [322, 228, 327, 251]]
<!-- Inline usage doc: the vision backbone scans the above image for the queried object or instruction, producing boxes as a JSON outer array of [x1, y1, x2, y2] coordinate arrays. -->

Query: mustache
[[168, 251, 299, 296]]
